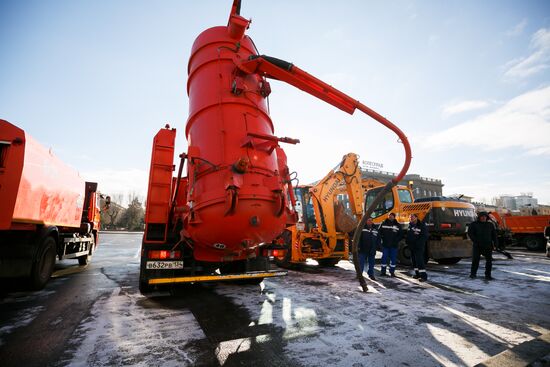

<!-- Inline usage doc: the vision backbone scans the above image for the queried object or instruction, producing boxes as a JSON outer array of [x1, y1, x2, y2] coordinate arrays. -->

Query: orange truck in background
[[491, 212, 550, 251], [0, 120, 108, 289]]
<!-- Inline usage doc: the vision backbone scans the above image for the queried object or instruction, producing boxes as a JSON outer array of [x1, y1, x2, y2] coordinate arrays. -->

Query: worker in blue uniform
[[379, 212, 403, 277], [358, 218, 381, 280]]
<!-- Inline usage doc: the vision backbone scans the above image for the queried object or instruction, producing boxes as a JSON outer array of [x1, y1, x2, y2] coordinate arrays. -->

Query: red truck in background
[[491, 212, 550, 251], [0, 120, 108, 289]]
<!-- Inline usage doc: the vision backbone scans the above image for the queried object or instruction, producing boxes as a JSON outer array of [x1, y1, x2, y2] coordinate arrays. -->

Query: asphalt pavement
[[0, 232, 549, 367]]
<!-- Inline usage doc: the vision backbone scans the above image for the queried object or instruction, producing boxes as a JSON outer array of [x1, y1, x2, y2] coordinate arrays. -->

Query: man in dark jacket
[[379, 212, 402, 277], [406, 213, 429, 281], [468, 211, 498, 280], [359, 218, 381, 280]]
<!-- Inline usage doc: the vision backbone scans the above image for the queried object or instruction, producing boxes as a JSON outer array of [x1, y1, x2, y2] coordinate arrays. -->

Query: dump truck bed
[[0, 120, 84, 230], [503, 215, 550, 234]]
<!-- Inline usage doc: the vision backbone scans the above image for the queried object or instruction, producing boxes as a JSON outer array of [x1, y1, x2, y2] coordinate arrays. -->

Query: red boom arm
[[235, 55, 412, 183]]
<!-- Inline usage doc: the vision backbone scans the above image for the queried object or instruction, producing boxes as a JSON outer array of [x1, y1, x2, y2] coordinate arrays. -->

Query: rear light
[[272, 249, 284, 257], [149, 250, 181, 259], [261, 249, 287, 257], [440, 223, 452, 229]]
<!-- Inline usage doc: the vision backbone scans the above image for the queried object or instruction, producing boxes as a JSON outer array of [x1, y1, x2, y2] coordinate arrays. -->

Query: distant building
[[495, 195, 518, 210], [495, 193, 538, 212], [537, 205, 550, 215], [515, 193, 538, 208], [361, 168, 444, 199]]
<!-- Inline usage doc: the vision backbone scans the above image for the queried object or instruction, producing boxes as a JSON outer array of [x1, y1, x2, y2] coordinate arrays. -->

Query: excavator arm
[[309, 153, 363, 243]]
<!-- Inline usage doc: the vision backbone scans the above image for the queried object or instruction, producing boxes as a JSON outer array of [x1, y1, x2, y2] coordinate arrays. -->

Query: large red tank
[[182, 5, 296, 261]]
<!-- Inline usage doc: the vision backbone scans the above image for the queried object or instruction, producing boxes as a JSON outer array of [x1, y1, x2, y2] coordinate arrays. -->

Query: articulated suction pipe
[[351, 104, 411, 293], [233, 44, 413, 292]]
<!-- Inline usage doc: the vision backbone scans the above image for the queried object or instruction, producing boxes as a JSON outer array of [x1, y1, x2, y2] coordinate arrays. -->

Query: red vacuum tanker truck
[[139, 0, 411, 293], [0, 120, 108, 289]]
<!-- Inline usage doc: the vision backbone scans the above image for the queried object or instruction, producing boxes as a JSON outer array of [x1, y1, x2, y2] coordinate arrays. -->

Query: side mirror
[[104, 196, 111, 210]]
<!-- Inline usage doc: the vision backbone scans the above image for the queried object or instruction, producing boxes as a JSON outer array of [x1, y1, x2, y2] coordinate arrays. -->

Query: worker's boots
[[419, 271, 428, 282], [412, 270, 420, 279]]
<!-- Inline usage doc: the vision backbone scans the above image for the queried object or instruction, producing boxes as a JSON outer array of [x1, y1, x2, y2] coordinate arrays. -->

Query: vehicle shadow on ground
[[137, 283, 302, 367]]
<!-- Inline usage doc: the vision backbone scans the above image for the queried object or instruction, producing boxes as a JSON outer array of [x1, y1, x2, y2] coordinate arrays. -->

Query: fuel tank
[[182, 7, 296, 261]]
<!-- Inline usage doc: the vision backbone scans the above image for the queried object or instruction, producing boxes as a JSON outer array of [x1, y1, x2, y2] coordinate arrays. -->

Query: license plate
[[146, 261, 184, 270]]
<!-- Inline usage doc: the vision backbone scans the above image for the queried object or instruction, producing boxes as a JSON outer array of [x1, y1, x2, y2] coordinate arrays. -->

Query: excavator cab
[[293, 186, 316, 232]]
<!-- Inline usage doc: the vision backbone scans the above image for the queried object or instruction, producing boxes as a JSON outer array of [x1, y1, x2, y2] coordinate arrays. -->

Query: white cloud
[[424, 86, 550, 154], [503, 27, 550, 79], [442, 100, 490, 118], [505, 19, 528, 37]]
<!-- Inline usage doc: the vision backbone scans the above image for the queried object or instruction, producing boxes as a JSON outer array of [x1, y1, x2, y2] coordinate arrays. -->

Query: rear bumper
[[148, 270, 287, 285]]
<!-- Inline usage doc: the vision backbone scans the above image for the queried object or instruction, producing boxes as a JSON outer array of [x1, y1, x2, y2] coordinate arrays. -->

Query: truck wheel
[[30, 236, 57, 290], [436, 257, 461, 265], [317, 258, 341, 267], [397, 242, 412, 266], [78, 236, 95, 266], [523, 236, 544, 251]]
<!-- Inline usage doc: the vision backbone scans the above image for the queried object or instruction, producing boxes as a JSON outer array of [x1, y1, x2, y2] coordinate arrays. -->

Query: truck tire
[[397, 242, 412, 266], [30, 236, 57, 290], [78, 236, 95, 266], [523, 236, 544, 251], [436, 257, 461, 265]]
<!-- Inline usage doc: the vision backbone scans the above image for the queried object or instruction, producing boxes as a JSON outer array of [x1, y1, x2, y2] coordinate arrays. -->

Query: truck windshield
[[398, 189, 413, 204], [294, 187, 315, 230], [365, 187, 394, 218]]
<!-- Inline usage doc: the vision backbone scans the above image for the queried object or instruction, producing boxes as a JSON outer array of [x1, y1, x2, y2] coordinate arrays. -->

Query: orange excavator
[[274, 153, 364, 268]]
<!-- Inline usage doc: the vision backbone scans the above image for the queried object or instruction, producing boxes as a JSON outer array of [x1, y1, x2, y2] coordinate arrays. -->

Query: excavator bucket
[[335, 202, 358, 233]]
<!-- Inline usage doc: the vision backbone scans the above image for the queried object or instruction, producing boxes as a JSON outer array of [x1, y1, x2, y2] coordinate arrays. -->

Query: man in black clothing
[[359, 218, 381, 280], [379, 212, 402, 277], [468, 211, 498, 280], [406, 213, 429, 281]]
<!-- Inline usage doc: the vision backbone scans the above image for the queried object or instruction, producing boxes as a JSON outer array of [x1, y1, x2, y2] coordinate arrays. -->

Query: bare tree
[[118, 192, 145, 231], [100, 193, 124, 230]]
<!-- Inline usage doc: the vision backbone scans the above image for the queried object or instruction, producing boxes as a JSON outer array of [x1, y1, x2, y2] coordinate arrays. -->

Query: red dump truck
[[491, 212, 550, 251], [0, 120, 107, 289]]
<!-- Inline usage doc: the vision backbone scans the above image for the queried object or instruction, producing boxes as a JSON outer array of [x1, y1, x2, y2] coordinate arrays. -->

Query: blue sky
[[1, 0, 549, 205]]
